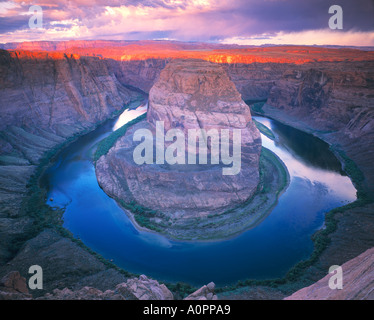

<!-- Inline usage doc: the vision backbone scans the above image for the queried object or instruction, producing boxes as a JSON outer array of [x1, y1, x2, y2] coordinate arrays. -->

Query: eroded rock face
[[39, 274, 173, 300], [0, 49, 140, 266], [184, 281, 217, 300], [263, 62, 374, 196], [120, 275, 174, 300], [0, 271, 31, 300], [0, 272, 215, 300], [285, 247, 374, 300], [96, 59, 261, 220], [147, 59, 254, 132]]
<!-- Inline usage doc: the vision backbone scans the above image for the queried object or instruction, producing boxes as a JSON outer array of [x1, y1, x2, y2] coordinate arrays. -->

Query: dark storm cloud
[[0, 0, 373, 43], [225, 0, 374, 34], [0, 16, 28, 33], [256, 0, 374, 31]]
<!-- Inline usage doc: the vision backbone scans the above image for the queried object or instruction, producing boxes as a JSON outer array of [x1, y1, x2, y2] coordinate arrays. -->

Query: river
[[40, 104, 357, 287]]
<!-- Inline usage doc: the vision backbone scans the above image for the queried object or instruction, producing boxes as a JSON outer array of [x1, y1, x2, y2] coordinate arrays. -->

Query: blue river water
[[41, 106, 357, 287]]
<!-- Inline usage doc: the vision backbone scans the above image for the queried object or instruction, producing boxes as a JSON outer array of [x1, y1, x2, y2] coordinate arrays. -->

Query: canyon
[[0, 41, 373, 299]]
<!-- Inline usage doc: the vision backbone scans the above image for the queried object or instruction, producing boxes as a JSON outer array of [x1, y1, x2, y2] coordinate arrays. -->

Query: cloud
[[0, 0, 373, 45], [0, 15, 28, 33], [221, 29, 374, 47]]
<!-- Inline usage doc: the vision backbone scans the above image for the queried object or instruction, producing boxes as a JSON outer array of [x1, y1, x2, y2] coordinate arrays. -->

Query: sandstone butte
[[96, 59, 262, 220]]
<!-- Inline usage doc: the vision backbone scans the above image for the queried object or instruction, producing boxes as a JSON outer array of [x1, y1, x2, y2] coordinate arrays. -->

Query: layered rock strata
[[1, 42, 373, 298], [285, 247, 374, 300], [0, 49, 141, 291], [96, 59, 262, 220]]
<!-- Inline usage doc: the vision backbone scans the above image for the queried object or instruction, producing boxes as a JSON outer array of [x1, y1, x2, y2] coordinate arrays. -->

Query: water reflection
[[257, 117, 344, 173], [254, 116, 356, 203], [41, 111, 357, 286], [113, 102, 148, 131]]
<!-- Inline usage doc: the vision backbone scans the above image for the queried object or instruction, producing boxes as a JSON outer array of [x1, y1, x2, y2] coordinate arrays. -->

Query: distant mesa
[[95, 59, 261, 231], [3, 40, 373, 64]]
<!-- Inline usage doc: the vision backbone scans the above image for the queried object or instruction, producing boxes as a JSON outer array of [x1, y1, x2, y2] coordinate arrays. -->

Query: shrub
[[93, 114, 147, 161]]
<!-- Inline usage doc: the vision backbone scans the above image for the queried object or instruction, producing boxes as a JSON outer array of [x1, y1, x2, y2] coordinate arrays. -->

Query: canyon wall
[[107, 58, 169, 93], [0, 50, 135, 135], [262, 61, 374, 196], [0, 49, 141, 294], [105, 57, 374, 196], [0, 42, 373, 298]]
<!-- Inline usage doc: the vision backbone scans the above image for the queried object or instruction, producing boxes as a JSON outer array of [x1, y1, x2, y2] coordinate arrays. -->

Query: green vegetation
[[18, 93, 373, 297], [22, 135, 78, 236], [253, 119, 275, 140], [260, 147, 288, 193], [217, 144, 373, 296], [16, 96, 199, 294], [93, 113, 146, 161], [246, 100, 266, 114], [119, 145, 289, 241], [166, 282, 196, 299], [117, 199, 165, 233], [20, 134, 137, 276], [334, 148, 371, 202], [17, 97, 147, 277]]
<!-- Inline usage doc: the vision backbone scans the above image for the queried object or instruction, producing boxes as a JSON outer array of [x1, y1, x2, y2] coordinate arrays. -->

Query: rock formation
[[0, 271, 31, 300], [285, 247, 374, 300], [96, 59, 261, 222], [4, 244, 373, 300], [184, 282, 218, 300], [0, 270, 215, 300], [39, 274, 174, 300], [263, 62, 374, 197], [0, 49, 141, 288]]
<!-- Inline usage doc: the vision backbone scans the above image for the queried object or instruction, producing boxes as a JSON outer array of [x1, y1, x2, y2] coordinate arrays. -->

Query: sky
[[0, 0, 373, 45]]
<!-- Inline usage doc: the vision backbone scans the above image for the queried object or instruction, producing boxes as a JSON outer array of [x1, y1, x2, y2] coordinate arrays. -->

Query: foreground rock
[[0, 271, 215, 300], [96, 59, 261, 225], [39, 275, 173, 300], [0, 229, 129, 297], [0, 271, 31, 300], [285, 247, 374, 300], [184, 282, 217, 300], [120, 275, 174, 300]]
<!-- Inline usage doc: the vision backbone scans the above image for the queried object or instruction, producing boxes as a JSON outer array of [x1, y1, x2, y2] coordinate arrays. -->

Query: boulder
[[0, 271, 31, 300], [39, 274, 173, 300], [184, 282, 218, 300], [121, 275, 174, 300]]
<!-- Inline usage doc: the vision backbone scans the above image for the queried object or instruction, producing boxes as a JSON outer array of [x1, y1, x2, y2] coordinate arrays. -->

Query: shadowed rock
[[96, 59, 261, 221], [0, 271, 31, 300], [184, 281, 218, 300], [38, 274, 173, 300], [285, 247, 374, 300]]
